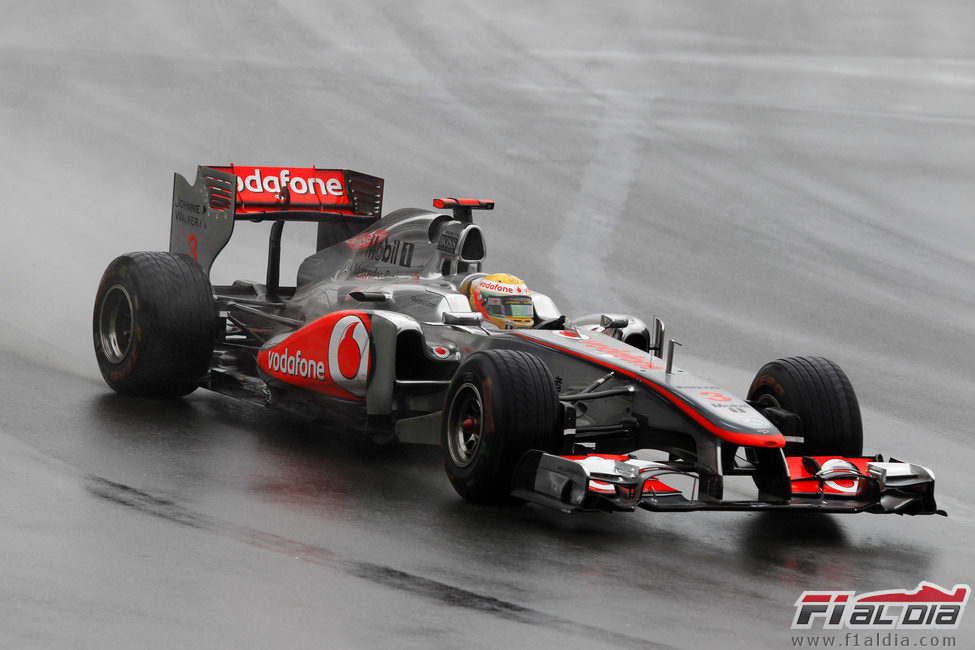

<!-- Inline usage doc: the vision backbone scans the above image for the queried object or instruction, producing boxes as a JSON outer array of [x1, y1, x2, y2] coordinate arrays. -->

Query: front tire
[[441, 350, 560, 503], [93, 251, 216, 397], [747, 356, 863, 457]]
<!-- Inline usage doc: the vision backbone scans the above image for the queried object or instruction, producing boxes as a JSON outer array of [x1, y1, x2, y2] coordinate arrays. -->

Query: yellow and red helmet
[[467, 273, 534, 329]]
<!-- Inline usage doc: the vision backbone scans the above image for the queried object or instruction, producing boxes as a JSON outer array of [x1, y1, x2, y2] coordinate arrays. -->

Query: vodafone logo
[[819, 458, 861, 494], [258, 311, 371, 400], [327, 315, 369, 397], [787, 456, 873, 497], [235, 168, 345, 196], [552, 330, 589, 341], [477, 281, 525, 295], [267, 348, 325, 380], [582, 339, 664, 372], [431, 345, 451, 359], [554, 330, 590, 340]]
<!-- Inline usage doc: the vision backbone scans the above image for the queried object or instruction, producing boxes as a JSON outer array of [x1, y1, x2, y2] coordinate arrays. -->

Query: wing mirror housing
[[649, 316, 666, 358], [599, 314, 630, 329]]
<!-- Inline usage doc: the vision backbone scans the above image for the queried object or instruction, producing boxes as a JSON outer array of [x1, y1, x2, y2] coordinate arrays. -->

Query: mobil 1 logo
[[365, 237, 415, 267]]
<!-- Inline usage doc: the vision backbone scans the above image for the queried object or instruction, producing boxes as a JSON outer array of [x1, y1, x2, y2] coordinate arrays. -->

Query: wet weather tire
[[93, 251, 216, 397], [747, 356, 863, 457], [441, 350, 560, 503]]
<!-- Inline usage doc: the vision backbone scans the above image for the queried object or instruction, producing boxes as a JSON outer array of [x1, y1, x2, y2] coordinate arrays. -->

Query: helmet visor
[[485, 296, 533, 319]]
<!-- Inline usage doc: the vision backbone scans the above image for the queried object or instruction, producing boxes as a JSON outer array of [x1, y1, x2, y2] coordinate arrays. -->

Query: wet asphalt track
[[2, 2, 975, 648]]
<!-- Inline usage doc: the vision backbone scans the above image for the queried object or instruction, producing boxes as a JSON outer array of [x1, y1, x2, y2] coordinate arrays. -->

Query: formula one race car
[[93, 165, 944, 516]]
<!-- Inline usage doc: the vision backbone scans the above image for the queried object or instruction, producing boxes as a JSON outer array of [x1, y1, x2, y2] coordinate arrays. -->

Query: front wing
[[511, 452, 945, 516]]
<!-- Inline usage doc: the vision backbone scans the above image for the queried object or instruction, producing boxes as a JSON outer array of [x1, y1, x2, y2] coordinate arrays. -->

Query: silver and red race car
[[93, 165, 944, 516]]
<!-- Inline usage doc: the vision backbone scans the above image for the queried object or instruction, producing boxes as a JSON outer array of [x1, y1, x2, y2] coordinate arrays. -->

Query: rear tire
[[93, 251, 216, 397], [441, 350, 560, 503], [747, 356, 863, 457]]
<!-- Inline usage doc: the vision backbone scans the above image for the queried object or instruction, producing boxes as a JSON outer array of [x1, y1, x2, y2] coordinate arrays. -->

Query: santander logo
[[257, 311, 370, 400]]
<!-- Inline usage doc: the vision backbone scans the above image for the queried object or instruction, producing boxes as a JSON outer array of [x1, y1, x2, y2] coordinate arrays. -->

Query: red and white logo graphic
[[258, 311, 371, 400], [477, 280, 525, 295], [345, 228, 388, 251], [431, 345, 451, 359], [792, 582, 970, 630], [786, 456, 871, 496], [816, 458, 861, 494], [553, 330, 590, 340], [581, 339, 664, 372], [211, 165, 352, 215], [327, 315, 370, 397], [232, 166, 344, 197]]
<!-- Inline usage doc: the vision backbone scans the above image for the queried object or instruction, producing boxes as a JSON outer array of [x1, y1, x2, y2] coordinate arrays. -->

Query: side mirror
[[649, 316, 666, 358], [599, 314, 629, 329], [442, 311, 484, 326]]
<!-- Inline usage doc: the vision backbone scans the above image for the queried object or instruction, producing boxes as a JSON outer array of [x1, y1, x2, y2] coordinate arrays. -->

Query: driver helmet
[[467, 273, 534, 329]]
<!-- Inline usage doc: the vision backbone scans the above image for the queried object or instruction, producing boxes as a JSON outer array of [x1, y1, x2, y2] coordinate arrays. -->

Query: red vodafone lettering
[[477, 281, 518, 294], [210, 166, 352, 216], [232, 167, 345, 197], [581, 340, 664, 371]]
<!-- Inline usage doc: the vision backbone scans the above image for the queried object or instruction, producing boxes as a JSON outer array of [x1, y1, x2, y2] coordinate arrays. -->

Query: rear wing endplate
[[170, 165, 383, 275], [432, 197, 493, 223]]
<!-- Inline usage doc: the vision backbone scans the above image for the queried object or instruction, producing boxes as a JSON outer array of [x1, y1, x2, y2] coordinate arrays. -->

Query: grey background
[[1, 2, 972, 648]]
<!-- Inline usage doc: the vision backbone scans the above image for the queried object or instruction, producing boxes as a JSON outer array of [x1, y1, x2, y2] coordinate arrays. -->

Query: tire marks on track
[[86, 474, 671, 649]]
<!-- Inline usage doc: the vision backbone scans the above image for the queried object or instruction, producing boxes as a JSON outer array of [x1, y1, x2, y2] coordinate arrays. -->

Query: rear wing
[[169, 165, 383, 276]]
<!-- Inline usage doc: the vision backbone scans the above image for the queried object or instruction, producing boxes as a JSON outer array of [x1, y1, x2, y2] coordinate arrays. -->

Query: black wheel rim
[[447, 383, 483, 468], [99, 284, 134, 364], [753, 392, 781, 409]]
